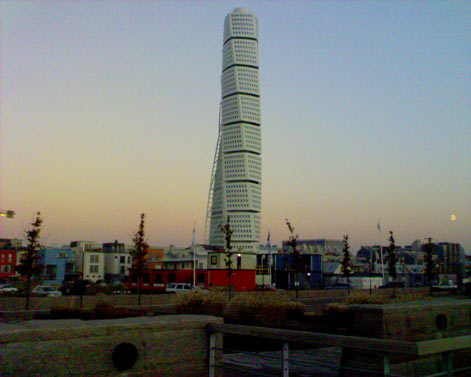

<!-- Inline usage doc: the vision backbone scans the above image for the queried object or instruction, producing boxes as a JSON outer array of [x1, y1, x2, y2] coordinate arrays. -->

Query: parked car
[[250, 285, 282, 291], [378, 282, 404, 289], [60, 281, 87, 296], [165, 283, 208, 294], [431, 280, 458, 292], [0, 284, 18, 293], [32, 285, 62, 297], [325, 283, 354, 290]]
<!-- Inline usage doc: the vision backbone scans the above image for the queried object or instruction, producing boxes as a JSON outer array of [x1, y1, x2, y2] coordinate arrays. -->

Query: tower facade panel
[[207, 8, 261, 253], [222, 123, 261, 154]]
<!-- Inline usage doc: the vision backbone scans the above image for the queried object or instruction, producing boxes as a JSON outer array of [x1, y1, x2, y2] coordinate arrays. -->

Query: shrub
[[227, 293, 305, 327], [175, 291, 227, 316], [50, 307, 91, 320], [92, 302, 146, 319], [325, 303, 350, 314]]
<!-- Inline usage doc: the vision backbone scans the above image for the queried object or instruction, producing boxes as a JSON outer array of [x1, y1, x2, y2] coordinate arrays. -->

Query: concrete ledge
[[0, 304, 177, 322], [351, 298, 471, 340], [0, 315, 222, 376]]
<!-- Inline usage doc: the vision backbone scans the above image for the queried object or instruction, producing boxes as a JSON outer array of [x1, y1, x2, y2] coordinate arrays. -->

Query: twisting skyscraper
[[205, 8, 261, 253]]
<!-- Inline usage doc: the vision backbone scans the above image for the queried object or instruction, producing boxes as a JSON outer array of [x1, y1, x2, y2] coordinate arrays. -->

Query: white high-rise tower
[[205, 8, 261, 253]]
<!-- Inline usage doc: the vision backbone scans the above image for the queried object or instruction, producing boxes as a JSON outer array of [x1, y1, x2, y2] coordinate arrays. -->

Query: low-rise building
[[0, 249, 17, 282], [147, 248, 164, 269], [271, 253, 323, 290], [103, 241, 132, 283], [39, 248, 75, 285], [71, 241, 105, 283]]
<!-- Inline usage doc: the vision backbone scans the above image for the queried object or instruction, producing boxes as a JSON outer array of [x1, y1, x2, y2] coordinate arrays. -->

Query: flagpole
[[267, 230, 271, 288], [192, 223, 196, 287]]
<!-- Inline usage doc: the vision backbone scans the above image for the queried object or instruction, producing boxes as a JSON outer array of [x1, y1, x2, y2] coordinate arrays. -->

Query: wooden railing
[[207, 323, 471, 377]]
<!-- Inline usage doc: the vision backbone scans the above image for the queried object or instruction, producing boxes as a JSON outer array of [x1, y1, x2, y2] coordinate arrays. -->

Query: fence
[[207, 323, 471, 377]]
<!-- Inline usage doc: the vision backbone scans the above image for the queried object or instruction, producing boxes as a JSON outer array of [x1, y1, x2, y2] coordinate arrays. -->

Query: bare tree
[[220, 216, 234, 300], [386, 231, 397, 298], [341, 234, 352, 295], [16, 212, 44, 310], [285, 219, 301, 300], [130, 213, 148, 306], [424, 237, 434, 293]]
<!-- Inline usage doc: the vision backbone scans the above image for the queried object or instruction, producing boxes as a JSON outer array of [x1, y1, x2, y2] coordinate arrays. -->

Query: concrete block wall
[[344, 299, 471, 376], [0, 294, 176, 311], [0, 315, 222, 376], [351, 299, 471, 340]]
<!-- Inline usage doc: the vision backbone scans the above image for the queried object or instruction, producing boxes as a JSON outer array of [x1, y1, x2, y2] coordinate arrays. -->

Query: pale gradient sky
[[1, 1, 470, 253]]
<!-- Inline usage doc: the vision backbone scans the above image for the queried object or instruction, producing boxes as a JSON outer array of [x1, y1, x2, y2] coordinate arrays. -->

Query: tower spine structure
[[205, 8, 262, 253]]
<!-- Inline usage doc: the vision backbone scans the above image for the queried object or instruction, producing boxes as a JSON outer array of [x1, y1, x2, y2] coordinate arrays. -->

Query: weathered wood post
[[282, 342, 289, 377]]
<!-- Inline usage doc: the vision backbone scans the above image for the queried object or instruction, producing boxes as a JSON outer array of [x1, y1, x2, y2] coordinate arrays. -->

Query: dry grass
[[174, 291, 227, 316], [228, 292, 305, 327], [175, 291, 306, 327]]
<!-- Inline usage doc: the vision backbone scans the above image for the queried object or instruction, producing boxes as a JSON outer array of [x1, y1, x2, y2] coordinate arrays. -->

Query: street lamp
[[0, 210, 15, 218]]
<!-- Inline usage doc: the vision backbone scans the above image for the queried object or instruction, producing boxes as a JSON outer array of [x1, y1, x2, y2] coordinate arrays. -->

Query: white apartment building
[[104, 252, 132, 282], [70, 241, 105, 283]]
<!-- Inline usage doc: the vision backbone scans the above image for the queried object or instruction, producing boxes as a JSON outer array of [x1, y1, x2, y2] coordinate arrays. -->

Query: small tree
[[285, 219, 301, 299], [341, 234, 352, 295], [16, 212, 44, 311], [424, 237, 434, 293], [220, 216, 234, 301], [130, 213, 148, 306], [386, 231, 397, 298]]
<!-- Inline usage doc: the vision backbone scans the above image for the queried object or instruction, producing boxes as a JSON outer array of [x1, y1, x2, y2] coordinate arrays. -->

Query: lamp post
[[80, 245, 85, 308], [0, 210, 15, 218]]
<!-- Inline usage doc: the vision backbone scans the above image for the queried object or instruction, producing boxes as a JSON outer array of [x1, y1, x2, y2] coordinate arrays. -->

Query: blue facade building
[[39, 248, 75, 285], [272, 253, 323, 290]]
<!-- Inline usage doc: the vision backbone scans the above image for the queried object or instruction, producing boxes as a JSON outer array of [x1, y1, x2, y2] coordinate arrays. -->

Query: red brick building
[[0, 250, 17, 282]]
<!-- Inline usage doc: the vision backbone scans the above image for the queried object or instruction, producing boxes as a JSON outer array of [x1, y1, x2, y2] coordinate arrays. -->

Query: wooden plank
[[282, 342, 289, 377], [209, 333, 216, 377], [416, 336, 471, 357], [207, 323, 419, 355]]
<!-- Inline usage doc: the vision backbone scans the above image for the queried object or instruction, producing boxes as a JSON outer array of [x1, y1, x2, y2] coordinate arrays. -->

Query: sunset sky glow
[[1, 1, 470, 252]]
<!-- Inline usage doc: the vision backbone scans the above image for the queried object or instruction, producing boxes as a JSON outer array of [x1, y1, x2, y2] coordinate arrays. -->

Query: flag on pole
[[267, 230, 273, 266], [192, 223, 196, 286], [377, 221, 381, 232]]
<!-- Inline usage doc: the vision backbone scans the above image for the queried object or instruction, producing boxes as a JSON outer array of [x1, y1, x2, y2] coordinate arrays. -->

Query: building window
[[89, 265, 98, 273], [211, 255, 218, 265], [8, 254, 12, 263], [154, 274, 162, 284], [120, 256, 125, 264], [1, 265, 11, 273], [197, 273, 205, 284], [46, 265, 57, 280], [128, 256, 131, 264], [90, 255, 99, 263], [143, 273, 149, 284], [168, 273, 176, 283], [65, 263, 74, 273], [237, 255, 242, 269]]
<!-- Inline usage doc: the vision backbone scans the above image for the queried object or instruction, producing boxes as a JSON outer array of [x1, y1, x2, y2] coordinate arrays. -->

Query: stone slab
[[0, 315, 223, 377]]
